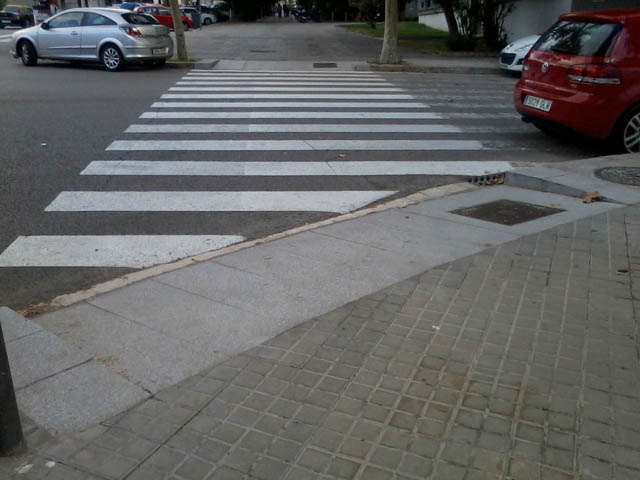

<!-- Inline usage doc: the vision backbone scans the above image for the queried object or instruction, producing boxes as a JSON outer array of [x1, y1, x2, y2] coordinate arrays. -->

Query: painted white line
[[194, 69, 382, 74], [161, 93, 415, 100], [124, 124, 461, 133], [151, 102, 429, 108], [428, 103, 513, 109], [140, 111, 444, 119], [177, 81, 394, 86], [169, 86, 403, 92], [0, 38, 11, 43], [45, 191, 397, 213], [82, 160, 513, 177], [0, 235, 245, 268], [106, 140, 486, 151], [442, 112, 521, 119], [183, 76, 388, 81]]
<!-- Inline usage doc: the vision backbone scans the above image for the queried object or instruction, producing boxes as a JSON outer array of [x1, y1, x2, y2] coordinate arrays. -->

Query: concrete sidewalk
[[2, 155, 640, 479]]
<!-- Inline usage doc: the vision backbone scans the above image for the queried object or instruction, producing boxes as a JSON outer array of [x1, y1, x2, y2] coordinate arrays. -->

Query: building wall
[[417, 0, 449, 33], [504, 0, 572, 41]]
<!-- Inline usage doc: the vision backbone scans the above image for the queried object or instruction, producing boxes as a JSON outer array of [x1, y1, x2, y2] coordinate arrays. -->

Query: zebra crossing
[[0, 69, 522, 269], [0, 32, 14, 43]]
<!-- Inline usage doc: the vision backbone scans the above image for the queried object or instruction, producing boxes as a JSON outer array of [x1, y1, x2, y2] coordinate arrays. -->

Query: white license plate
[[152, 48, 166, 55], [1, 20, 11, 23], [524, 95, 552, 112]]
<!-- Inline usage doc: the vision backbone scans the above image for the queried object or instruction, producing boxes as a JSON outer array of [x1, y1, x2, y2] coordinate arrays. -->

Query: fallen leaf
[[338, 154, 346, 158], [583, 192, 602, 203]]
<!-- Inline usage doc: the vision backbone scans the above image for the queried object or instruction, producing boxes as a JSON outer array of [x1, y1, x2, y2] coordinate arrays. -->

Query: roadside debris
[[583, 192, 602, 203]]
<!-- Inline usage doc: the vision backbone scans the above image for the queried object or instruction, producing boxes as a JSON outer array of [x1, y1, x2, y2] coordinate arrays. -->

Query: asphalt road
[[0, 20, 611, 310]]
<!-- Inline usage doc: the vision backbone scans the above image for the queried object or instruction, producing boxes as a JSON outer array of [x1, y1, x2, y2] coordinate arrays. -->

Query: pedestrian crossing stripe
[[177, 81, 395, 86], [0, 235, 246, 268], [161, 93, 416, 100], [124, 124, 461, 133], [81, 161, 513, 177], [151, 102, 429, 108], [45, 191, 397, 213], [192, 69, 384, 74], [169, 87, 404, 92], [105, 140, 487, 151], [140, 112, 445, 119], [182, 76, 389, 81]]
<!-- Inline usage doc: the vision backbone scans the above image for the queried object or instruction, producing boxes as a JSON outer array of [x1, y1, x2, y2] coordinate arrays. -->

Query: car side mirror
[[41, 21, 49, 29]]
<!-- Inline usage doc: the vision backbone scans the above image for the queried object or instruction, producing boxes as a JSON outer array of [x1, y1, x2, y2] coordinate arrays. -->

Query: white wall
[[418, 10, 448, 32], [504, 0, 572, 41]]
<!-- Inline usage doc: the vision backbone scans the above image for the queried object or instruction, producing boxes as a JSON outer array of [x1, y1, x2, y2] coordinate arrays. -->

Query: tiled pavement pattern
[[3, 206, 640, 480]]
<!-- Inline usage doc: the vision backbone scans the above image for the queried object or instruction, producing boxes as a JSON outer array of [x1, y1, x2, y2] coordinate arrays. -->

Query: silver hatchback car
[[10, 8, 173, 71]]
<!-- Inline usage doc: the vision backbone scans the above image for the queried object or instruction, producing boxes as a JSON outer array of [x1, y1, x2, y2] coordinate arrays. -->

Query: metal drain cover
[[595, 167, 640, 186], [313, 62, 337, 68], [451, 199, 565, 226]]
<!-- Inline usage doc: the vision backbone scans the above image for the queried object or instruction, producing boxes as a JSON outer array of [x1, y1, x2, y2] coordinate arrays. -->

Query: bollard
[[0, 322, 24, 456]]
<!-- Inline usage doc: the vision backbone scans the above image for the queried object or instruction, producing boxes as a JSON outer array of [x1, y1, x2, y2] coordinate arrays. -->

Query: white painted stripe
[[177, 81, 394, 86], [82, 161, 513, 177], [45, 191, 396, 213], [140, 111, 444, 119], [125, 124, 461, 133], [0, 235, 245, 268], [442, 112, 521, 119], [161, 93, 415, 100], [183, 76, 388, 82], [151, 102, 429, 108], [427, 103, 513, 109], [106, 140, 485, 151], [169, 87, 403, 92], [193, 70, 382, 74]]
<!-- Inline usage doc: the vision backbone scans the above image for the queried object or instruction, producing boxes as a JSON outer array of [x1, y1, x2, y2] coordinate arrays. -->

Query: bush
[[447, 35, 477, 51]]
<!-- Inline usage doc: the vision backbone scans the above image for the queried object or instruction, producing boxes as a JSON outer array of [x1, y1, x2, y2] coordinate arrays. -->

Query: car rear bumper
[[124, 44, 173, 60], [514, 81, 618, 139]]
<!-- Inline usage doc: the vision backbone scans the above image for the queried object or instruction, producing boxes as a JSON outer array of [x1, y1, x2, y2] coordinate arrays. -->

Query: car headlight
[[516, 44, 534, 52]]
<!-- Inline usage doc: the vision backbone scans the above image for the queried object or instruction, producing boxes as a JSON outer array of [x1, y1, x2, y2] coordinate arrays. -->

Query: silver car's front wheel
[[20, 40, 37, 66], [101, 45, 123, 72]]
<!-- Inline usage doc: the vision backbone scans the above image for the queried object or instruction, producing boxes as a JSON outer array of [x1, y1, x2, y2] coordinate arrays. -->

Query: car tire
[[612, 104, 640, 153], [203, 17, 212, 25], [101, 44, 124, 72], [19, 40, 37, 66]]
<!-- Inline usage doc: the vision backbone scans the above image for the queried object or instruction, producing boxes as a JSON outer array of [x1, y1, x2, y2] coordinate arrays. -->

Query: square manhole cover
[[313, 62, 338, 68], [451, 199, 565, 226]]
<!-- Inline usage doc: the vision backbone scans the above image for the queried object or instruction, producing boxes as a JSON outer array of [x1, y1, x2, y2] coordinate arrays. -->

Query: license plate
[[1, 20, 11, 23], [524, 95, 552, 112], [152, 48, 166, 55]]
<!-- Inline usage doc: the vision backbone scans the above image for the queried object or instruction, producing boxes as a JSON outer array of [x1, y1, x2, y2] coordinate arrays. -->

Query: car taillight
[[568, 63, 621, 85], [120, 26, 143, 37]]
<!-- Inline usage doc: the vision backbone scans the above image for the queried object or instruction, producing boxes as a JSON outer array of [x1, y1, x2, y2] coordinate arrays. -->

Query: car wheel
[[19, 40, 37, 66], [203, 17, 212, 25], [182, 22, 189, 31], [612, 104, 640, 153], [101, 44, 124, 72]]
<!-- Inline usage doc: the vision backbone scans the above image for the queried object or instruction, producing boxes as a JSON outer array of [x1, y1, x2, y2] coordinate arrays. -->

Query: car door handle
[[71, 31, 79, 35]]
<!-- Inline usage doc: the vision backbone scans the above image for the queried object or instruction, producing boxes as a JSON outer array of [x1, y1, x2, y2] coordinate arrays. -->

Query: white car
[[499, 34, 540, 72]]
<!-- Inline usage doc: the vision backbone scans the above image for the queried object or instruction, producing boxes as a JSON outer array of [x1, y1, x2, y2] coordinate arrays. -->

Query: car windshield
[[535, 20, 622, 57], [121, 13, 159, 24]]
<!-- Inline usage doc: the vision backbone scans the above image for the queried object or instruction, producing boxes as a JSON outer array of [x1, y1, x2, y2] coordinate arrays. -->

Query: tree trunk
[[442, 3, 459, 37], [379, 0, 398, 64], [169, 0, 188, 61]]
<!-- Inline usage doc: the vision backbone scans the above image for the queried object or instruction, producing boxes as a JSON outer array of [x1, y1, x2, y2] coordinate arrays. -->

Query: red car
[[515, 9, 640, 153], [133, 5, 193, 30]]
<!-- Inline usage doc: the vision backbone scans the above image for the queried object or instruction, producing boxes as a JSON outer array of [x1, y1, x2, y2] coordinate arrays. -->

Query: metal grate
[[451, 199, 565, 226], [313, 62, 338, 68]]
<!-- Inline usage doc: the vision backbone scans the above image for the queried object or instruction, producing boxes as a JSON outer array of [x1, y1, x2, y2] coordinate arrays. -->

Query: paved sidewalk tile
[[3, 207, 640, 479]]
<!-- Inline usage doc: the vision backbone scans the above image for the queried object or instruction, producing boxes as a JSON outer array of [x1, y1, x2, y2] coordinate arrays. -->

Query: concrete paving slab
[[406, 185, 623, 235], [6, 330, 91, 389], [36, 303, 223, 393], [0, 306, 41, 342], [86, 279, 250, 351], [15, 361, 147, 436]]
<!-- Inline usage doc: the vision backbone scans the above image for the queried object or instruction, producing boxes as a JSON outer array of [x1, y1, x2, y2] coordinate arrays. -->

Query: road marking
[[106, 140, 486, 151], [183, 76, 388, 82], [82, 160, 513, 177], [169, 86, 403, 92], [151, 102, 429, 108], [124, 124, 461, 133], [140, 111, 444, 119], [177, 81, 394, 86], [0, 235, 245, 268], [161, 93, 416, 100], [195, 69, 383, 74], [443, 112, 521, 119], [189, 71, 383, 76], [45, 191, 397, 213], [427, 103, 514, 109]]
